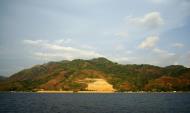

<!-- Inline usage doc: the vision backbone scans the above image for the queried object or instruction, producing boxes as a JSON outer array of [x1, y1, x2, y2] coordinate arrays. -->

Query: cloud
[[147, 0, 165, 4], [110, 56, 137, 64], [115, 45, 125, 51], [138, 36, 159, 49], [23, 39, 72, 46], [179, 51, 190, 68], [23, 40, 46, 45], [115, 31, 128, 38], [152, 48, 180, 66], [128, 12, 164, 30], [148, 0, 190, 4], [172, 43, 184, 48], [80, 45, 97, 50], [54, 39, 72, 45], [23, 39, 104, 61], [153, 48, 176, 58], [34, 52, 75, 61]]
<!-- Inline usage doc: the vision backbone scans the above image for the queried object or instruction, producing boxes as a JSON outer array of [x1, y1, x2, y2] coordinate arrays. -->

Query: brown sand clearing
[[86, 78, 115, 91]]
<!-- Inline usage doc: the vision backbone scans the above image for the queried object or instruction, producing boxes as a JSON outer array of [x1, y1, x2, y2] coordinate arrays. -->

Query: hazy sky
[[0, 0, 190, 76]]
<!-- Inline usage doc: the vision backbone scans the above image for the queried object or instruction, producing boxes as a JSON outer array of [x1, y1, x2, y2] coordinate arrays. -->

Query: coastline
[[1, 90, 189, 94], [36, 90, 115, 93], [36, 91, 190, 94]]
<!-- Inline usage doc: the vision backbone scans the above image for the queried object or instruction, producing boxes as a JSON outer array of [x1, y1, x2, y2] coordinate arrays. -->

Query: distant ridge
[[0, 76, 7, 81], [0, 57, 189, 92]]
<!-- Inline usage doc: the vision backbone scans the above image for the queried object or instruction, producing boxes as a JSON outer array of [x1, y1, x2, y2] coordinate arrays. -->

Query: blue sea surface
[[0, 92, 190, 113]]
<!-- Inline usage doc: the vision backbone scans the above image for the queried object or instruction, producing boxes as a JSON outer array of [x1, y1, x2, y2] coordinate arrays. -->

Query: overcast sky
[[0, 0, 190, 76]]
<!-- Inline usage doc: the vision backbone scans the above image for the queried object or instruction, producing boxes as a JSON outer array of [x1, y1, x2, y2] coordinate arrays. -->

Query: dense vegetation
[[0, 57, 189, 92]]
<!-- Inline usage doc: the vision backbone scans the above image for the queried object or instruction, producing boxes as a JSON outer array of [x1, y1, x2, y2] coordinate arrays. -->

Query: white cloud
[[115, 45, 125, 51], [180, 51, 190, 68], [110, 56, 137, 64], [174, 61, 179, 65], [128, 12, 164, 30], [153, 48, 176, 58], [126, 51, 132, 54], [34, 52, 75, 61], [147, 0, 165, 4], [23, 39, 104, 61], [138, 36, 159, 49], [115, 31, 128, 38], [54, 39, 72, 45], [172, 43, 184, 48], [151, 48, 179, 66], [80, 45, 97, 50], [23, 40, 46, 45], [148, 0, 190, 4]]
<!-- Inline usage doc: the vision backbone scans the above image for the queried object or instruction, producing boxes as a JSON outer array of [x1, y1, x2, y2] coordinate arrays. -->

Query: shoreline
[[37, 91, 115, 93], [1, 91, 190, 94], [36, 91, 190, 94]]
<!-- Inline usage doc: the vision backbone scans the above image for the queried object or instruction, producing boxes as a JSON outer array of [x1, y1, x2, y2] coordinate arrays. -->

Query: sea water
[[0, 92, 190, 113]]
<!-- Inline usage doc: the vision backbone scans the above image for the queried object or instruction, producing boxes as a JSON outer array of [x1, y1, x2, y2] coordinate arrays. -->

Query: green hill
[[0, 57, 190, 92]]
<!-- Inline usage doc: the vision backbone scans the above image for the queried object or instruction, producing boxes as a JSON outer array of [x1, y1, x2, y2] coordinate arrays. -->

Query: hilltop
[[0, 57, 190, 92]]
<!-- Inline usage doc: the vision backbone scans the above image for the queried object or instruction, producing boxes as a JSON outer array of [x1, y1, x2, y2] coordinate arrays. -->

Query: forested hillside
[[0, 58, 189, 92]]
